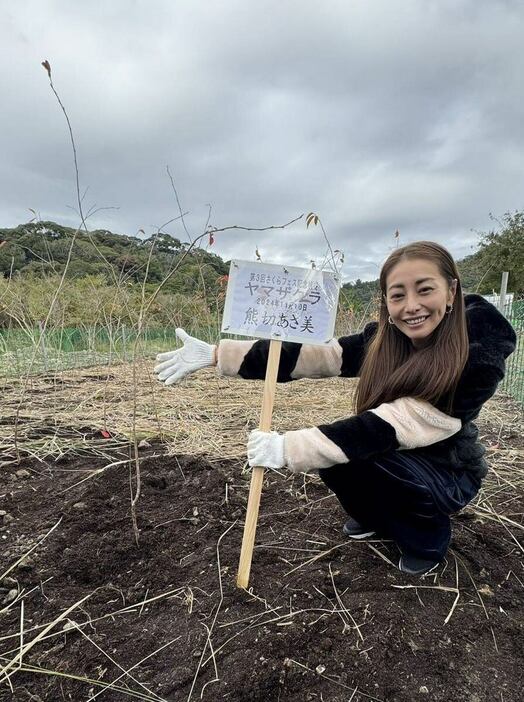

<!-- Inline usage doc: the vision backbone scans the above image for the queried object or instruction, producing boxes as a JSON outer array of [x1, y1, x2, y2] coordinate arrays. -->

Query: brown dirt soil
[[1, 406, 523, 700]]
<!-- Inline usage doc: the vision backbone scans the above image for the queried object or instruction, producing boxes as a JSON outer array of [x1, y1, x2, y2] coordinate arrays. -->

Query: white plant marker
[[221, 260, 340, 589]]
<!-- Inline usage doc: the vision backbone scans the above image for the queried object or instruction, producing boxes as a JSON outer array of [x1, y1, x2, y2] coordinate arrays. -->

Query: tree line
[[0, 221, 229, 298], [0, 212, 522, 327]]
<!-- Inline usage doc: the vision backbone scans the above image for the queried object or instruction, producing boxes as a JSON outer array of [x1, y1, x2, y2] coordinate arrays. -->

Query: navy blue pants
[[319, 451, 480, 561]]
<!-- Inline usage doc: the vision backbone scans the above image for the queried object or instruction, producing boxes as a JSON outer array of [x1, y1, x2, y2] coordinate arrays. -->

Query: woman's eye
[[419, 288, 433, 294], [390, 294, 403, 300]]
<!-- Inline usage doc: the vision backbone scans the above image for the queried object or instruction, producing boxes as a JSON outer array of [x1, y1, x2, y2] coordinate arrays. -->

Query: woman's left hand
[[247, 430, 286, 469]]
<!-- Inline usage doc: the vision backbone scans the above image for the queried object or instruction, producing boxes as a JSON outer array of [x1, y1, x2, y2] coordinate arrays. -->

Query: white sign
[[221, 260, 341, 345]]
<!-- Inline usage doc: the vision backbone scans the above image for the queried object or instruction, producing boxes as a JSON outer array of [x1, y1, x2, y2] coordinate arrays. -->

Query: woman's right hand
[[154, 328, 216, 385]]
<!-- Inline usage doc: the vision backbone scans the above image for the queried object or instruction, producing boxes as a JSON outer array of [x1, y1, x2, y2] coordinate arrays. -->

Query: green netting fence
[[0, 324, 220, 377], [501, 297, 524, 407]]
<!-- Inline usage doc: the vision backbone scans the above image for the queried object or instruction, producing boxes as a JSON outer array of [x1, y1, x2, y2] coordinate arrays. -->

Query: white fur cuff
[[285, 427, 349, 473]]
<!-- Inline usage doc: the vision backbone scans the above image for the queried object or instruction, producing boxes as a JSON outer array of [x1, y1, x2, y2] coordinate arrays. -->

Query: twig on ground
[[70, 622, 165, 702], [284, 540, 352, 576], [186, 521, 236, 702], [1, 518, 62, 581], [284, 658, 384, 702], [452, 551, 499, 653], [328, 563, 364, 641], [0, 591, 93, 683]]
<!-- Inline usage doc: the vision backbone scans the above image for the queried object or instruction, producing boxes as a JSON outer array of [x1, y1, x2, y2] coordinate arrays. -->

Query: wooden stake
[[236, 338, 282, 589]]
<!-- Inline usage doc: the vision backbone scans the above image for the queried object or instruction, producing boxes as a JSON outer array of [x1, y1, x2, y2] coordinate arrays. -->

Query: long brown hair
[[354, 241, 469, 414]]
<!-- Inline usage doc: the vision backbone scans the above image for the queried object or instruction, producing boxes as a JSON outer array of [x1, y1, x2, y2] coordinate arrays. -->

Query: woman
[[155, 242, 516, 575]]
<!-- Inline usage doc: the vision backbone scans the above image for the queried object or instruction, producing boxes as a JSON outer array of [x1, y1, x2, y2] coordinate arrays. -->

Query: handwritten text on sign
[[221, 260, 340, 345]]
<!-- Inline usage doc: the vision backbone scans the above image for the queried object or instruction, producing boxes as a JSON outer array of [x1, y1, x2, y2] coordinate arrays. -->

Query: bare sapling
[[11, 58, 304, 547]]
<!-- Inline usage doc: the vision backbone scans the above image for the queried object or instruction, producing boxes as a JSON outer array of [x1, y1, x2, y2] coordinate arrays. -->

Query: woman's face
[[385, 258, 457, 349]]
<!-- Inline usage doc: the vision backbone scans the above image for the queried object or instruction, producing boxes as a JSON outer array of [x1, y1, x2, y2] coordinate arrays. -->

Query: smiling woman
[[356, 241, 469, 414], [385, 262, 457, 347], [155, 241, 517, 576]]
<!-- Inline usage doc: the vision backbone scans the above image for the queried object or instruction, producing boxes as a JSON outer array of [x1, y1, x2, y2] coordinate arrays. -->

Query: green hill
[[0, 221, 229, 297], [1, 212, 522, 311]]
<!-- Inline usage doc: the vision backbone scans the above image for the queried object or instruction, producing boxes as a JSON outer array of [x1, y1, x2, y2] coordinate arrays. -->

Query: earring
[[446, 304, 453, 314], [388, 315, 394, 325]]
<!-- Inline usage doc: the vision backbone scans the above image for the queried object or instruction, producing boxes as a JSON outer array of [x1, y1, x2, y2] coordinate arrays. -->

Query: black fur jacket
[[401, 294, 517, 480], [231, 294, 517, 480]]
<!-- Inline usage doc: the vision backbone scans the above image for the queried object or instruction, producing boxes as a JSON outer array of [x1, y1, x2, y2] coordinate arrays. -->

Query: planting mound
[[1, 442, 523, 701]]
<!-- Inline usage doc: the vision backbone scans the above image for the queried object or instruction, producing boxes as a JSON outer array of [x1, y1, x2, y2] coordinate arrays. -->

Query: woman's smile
[[403, 314, 430, 327]]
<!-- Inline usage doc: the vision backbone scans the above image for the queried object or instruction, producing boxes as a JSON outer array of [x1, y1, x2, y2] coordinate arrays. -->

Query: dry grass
[[1, 359, 523, 548], [1, 362, 373, 464], [1, 359, 523, 455]]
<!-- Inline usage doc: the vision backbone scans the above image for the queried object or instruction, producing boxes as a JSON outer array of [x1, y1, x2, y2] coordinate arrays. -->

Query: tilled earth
[[1, 430, 523, 702]]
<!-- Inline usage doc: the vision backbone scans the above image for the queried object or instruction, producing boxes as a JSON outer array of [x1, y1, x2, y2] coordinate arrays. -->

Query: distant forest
[[0, 221, 229, 298], [0, 212, 522, 322]]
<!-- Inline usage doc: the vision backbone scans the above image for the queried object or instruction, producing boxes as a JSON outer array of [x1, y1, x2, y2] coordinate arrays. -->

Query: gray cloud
[[1, 0, 523, 282]]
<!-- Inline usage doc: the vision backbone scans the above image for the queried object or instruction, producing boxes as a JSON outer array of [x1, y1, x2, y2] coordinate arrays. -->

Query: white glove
[[247, 430, 286, 470], [154, 328, 216, 385]]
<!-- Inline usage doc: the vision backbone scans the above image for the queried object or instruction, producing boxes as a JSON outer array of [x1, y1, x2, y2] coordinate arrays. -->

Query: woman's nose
[[405, 294, 421, 311]]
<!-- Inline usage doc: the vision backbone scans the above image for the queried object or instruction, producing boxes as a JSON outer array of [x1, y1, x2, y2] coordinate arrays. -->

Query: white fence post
[[499, 271, 509, 316]]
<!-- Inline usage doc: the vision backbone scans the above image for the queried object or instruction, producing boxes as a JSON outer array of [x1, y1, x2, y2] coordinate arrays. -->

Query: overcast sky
[[2, 0, 523, 282]]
